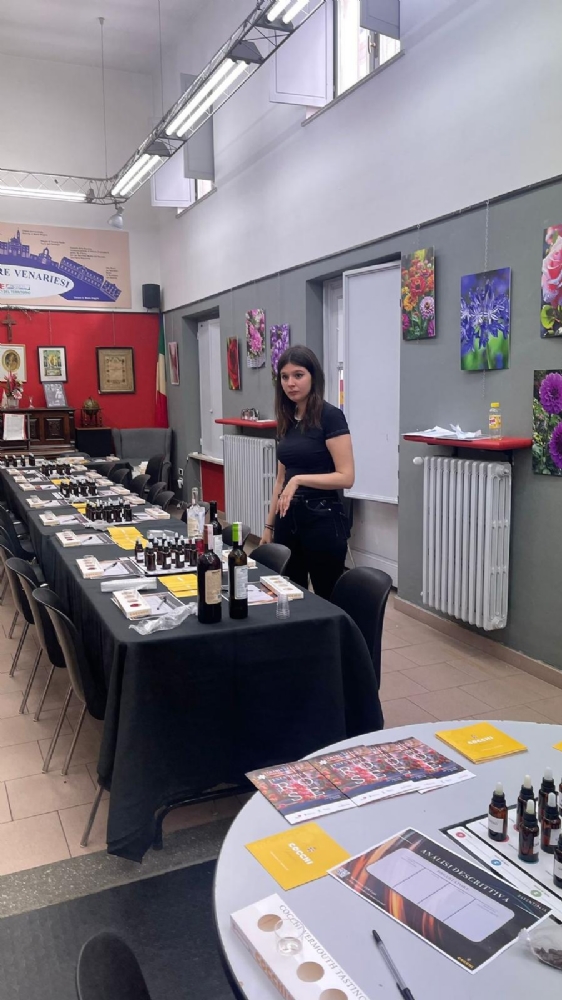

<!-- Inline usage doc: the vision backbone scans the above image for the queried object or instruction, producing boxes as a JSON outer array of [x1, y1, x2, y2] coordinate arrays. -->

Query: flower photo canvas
[[246, 309, 266, 368], [540, 226, 562, 337], [532, 370, 562, 475], [460, 267, 511, 371], [270, 324, 290, 381], [227, 337, 241, 390], [401, 248, 435, 340]]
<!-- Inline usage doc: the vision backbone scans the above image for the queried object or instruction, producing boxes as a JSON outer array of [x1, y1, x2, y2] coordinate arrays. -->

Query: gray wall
[[164, 176, 562, 670]]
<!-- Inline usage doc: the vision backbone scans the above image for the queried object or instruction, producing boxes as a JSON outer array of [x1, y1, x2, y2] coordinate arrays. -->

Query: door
[[323, 277, 344, 407], [342, 263, 401, 584], [197, 318, 223, 460]]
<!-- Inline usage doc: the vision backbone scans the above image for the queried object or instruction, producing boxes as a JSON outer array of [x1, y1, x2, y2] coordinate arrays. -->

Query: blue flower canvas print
[[532, 370, 562, 475], [460, 268, 511, 371]]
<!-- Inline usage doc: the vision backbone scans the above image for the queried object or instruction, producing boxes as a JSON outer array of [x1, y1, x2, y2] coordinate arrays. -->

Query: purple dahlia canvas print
[[533, 370, 562, 475], [270, 324, 290, 381]]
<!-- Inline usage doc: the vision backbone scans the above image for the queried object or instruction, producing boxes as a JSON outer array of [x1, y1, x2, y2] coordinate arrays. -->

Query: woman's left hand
[[277, 477, 299, 517]]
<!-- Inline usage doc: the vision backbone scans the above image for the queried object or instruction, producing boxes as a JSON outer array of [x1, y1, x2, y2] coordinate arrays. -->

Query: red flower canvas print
[[227, 337, 241, 390], [401, 248, 435, 341]]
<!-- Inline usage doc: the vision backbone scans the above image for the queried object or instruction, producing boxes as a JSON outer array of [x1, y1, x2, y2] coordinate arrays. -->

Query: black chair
[[0, 504, 35, 561], [330, 567, 392, 689], [3, 554, 40, 676], [109, 467, 132, 489], [146, 481, 166, 504], [76, 931, 152, 1000], [251, 542, 291, 575], [145, 454, 166, 487], [222, 523, 251, 548], [33, 590, 103, 838], [130, 473, 150, 497], [154, 490, 175, 509]]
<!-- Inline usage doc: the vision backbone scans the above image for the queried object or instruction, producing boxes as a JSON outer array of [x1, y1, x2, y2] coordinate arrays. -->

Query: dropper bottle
[[488, 782, 508, 842], [541, 792, 561, 854], [538, 767, 556, 825], [515, 775, 534, 832], [518, 799, 539, 864]]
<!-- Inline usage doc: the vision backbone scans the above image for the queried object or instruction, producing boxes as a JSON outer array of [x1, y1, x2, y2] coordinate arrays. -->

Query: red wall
[[0, 310, 160, 428]]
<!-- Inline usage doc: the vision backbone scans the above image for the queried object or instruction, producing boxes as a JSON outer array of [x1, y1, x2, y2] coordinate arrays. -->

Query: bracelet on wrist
[[265, 523, 274, 530]]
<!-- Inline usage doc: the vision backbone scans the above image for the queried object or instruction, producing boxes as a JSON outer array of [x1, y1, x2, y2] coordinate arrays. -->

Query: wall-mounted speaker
[[142, 283, 161, 310]]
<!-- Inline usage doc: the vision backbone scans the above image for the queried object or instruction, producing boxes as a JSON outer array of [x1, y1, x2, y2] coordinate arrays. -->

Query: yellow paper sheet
[[245, 822, 349, 891], [71, 503, 87, 514], [554, 741, 562, 752], [160, 574, 197, 598], [107, 526, 143, 550], [435, 722, 527, 763]]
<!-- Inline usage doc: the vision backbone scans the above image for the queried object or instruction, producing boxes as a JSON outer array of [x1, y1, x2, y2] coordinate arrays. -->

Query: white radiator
[[223, 435, 277, 538], [422, 457, 511, 631]]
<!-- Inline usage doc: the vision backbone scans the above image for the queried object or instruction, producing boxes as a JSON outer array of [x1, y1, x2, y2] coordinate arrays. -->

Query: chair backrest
[[251, 542, 292, 575], [76, 931, 153, 1000], [109, 467, 132, 489], [146, 481, 166, 504], [145, 455, 165, 486], [130, 474, 150, 497], [0, 505, 34, 561], [32, 588, 86, 703], [154, 490, 174, 509], [161, 459, 171, 488], [330, 567, 392, 688], [7, 559, 66, 668], [4, 556, 34, 622], [222, 523, 251, 548], [113, 428, 171, 463]]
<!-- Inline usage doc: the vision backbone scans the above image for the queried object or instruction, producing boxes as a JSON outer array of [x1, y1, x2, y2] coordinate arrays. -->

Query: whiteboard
[[343, 263, 401, 503]]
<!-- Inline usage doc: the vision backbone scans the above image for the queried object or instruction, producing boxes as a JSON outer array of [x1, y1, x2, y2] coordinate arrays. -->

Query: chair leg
[[61, 702, 86, 776], [33, 663, 55, 722], [18, 648, 42, 714], [8, 609, 19, 639], [80, 783, 104, 848], [0, 576, 8, 605], [9, 620, 29, 676], [41, 686, 72, 773]]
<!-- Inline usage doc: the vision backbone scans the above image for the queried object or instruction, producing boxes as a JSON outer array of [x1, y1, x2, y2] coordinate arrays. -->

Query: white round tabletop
[[214, 720, 562, 1000]]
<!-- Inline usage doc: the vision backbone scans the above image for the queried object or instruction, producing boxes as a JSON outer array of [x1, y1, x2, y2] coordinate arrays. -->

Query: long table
[[0, 467, 384, 862]]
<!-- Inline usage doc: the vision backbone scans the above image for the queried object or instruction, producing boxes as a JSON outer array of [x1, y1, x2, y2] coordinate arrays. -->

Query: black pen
[[372, 930, 415, 1000]]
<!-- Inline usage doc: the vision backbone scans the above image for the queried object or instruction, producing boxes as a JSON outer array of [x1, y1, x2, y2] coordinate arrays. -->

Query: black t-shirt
[[277, 402, 350, 496]]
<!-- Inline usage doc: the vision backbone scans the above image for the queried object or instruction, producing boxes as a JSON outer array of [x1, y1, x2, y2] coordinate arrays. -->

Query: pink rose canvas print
[[540, 226, 562, 337], [246, 309, 266, 368]]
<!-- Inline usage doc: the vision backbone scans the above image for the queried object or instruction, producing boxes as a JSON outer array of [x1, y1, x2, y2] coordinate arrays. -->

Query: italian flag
[[155, 314, 168, 427]]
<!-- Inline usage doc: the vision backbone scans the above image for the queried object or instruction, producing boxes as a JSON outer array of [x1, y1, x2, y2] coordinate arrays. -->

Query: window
[[336, 0, 400, 97], [175, 179, 215, 217]]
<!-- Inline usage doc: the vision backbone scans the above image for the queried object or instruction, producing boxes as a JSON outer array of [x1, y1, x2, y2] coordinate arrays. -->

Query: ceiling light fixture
[[108, 204, 124, 229], [165, 59, 236, 136], [175, 61, 248, 138], [282, 0, 310, 22], [119, 154, 162, 195], [0, 186, 86, 202], [111, 153, 151, 196], [266, 0, 294, 21]]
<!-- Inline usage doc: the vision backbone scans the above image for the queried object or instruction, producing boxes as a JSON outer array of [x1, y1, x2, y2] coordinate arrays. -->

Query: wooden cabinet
[[1, 407, 75, 452]]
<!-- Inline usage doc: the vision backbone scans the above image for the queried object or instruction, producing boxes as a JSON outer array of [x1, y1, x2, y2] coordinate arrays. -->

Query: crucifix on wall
[[1, 311, 17, 343]]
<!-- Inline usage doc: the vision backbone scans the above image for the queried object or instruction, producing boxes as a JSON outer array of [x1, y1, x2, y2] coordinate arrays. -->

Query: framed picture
[[44, 382, 68, 407], [168, 342, 180, 385], [37, 346, 67, 382], [96, 347, 135, 394], [0, 344, 26, 382]]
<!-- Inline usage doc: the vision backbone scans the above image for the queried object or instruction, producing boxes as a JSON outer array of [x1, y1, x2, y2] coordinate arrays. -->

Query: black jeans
[[274, 495, 349, 600]]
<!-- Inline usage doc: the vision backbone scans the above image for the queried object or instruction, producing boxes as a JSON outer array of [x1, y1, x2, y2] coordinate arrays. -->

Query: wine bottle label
[[214, 536, 223, 559], [205, 569, 221, 605], [555, 858, 562, 878], [234, 565, 248, 600], [488, 814, 505, 834], [551, 828, 561, 846]]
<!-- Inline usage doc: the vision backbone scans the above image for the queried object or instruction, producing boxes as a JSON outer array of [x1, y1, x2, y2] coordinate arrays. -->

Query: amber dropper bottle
[[541, 792, 561, 854], [515, 775, 534, 832], [518, 799, 539, 864], [488, 782, 508, 842], [538, 767, 556, 825], [554, 833, 562, 889]]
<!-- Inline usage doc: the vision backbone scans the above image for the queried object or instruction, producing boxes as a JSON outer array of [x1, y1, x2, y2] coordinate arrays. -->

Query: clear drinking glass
[[276, 594, 290, 620], [274, 917, 303, 955]]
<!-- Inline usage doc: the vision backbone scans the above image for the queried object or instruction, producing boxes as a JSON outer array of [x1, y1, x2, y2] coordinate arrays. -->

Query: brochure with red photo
[[309, 746, 410, 805], [246, 760, 355, 825]]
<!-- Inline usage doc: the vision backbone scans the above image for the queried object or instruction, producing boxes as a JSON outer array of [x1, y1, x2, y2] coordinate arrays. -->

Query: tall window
[[336, 0, 400, 97]]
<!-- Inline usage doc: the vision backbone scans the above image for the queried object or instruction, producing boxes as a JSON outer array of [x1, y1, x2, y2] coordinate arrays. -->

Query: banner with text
[[0, 224, 131, 309]]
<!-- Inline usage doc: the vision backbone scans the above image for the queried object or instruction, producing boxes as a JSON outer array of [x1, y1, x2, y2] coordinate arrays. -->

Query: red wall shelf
[[215, 418, 277, 429], [403, 434, 532, 451]]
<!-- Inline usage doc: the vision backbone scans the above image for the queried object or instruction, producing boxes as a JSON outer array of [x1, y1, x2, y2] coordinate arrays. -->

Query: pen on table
[[372, 930, 415, 1000]]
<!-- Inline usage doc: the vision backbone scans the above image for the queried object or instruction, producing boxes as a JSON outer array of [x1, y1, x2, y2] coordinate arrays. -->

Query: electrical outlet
[[178, 467, 183, 477]]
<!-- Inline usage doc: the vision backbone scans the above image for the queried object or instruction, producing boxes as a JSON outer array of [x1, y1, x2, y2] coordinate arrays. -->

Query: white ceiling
[[0, 0, 206, 74]]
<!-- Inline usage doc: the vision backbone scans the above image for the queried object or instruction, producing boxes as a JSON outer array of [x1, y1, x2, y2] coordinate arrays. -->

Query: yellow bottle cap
[[491, 402, 500, 407]]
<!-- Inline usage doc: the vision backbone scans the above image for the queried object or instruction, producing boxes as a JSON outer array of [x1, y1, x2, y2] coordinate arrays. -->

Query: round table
[[214, 721, 562, 999]]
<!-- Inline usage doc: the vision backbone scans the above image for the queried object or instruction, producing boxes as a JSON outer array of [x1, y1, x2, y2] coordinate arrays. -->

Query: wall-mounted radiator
[[422, 457, 511, 631], [223, 435, 277, 538]]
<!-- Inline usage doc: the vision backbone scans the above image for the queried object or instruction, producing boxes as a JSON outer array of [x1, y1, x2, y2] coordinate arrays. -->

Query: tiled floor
[[0, 588, 561, 877]]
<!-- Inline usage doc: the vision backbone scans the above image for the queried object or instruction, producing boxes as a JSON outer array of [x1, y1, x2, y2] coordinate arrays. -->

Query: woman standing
[[261, 346, 354, 600]]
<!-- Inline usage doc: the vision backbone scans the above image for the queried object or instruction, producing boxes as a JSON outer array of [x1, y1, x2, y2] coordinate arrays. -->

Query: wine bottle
[[186, 487, 205, 538], [228, 521, 248, 620], [209, 500, 223, 560], [197, 524, 222, 624]]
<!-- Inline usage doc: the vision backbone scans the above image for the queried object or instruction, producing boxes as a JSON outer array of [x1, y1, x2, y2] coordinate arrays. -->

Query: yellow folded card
[[435, 722, 527, 763], [160, 574, 197, 598], [107, 526, 143, 550], [554, 741, 562, 753], [245, 822, 349, 891], [71, 503, 87, 513]]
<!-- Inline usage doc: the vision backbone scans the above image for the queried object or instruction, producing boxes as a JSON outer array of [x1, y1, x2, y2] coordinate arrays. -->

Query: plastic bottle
[[488, 782, 508, 842], [518, 799, 539, 863], [539, 767, 556, 825], [541, 792, 561, 854], [489, 402, 502, 439], [515, 775, 534, 832]]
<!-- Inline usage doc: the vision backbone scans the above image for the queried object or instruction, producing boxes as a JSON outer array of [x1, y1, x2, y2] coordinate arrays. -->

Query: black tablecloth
[[0, 468, 384, 862]]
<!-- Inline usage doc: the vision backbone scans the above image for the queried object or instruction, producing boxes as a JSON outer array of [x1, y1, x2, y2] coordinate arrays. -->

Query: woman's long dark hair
[[275, 345, 325, 438]]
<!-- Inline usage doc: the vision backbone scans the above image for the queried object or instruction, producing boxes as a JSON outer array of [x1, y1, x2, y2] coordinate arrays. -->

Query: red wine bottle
[[197, 524, 222, 624]]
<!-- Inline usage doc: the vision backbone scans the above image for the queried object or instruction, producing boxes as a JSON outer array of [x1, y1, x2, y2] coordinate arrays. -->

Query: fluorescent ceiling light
[[119, 155, 162, 195], [282, 0, 309, 22], [267, 0, 293, 21], [176, 61, 247, 138], [0, 186, 86, 202], [111, 153, 150, 196], [166, 60, 235, 136]]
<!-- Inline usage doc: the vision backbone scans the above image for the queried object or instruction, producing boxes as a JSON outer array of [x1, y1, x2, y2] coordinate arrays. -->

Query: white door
[[198, 318, 223, 460], [323, 277, 344, 407], [342, 263, 401, 584]]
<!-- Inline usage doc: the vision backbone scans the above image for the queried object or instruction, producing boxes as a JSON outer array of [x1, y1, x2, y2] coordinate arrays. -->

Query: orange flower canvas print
[[401, 248, 435, 340], [227, 337, 241, 390]]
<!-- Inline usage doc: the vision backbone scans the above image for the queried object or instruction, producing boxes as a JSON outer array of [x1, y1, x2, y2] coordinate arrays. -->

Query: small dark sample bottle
[[145, 541, 156, 572], [175, 539, 186, 569], [162, 541, 172, 570], [519, 799, 539, 863], [156, 538, 164, 567], [541, 792, 561, 854], [88, 481, 96, 496], [515, 775, 534, 832], [554, 833, 562, 888], [29, 453, 35, 466], [488, 782, 508, 842], [134, 538, 144, 565], [124, 502, 132, 522], [539, 767, 556, 825]]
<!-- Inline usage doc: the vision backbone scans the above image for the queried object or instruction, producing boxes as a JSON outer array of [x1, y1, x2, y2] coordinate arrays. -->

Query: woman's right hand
[[259, 526, 273, 545]]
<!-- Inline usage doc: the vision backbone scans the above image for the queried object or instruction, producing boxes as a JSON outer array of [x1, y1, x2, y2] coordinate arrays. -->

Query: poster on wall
[[0, 224, 131, 309], [540, 225, 562, 337], [460, 267, 511, 371], [270, 324, 290, 381], [532, 370, 562, 475], [246, 309, 266, 368], [37, 346, 67, 382], [401, 248, 435, 340], [0, 344, 26, 382], [227, 337, 241, 390]]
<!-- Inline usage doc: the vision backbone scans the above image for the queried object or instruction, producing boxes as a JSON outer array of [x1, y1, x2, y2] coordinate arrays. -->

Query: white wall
[[159, 0, 562, 309], [0, 53, 160, 309]]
